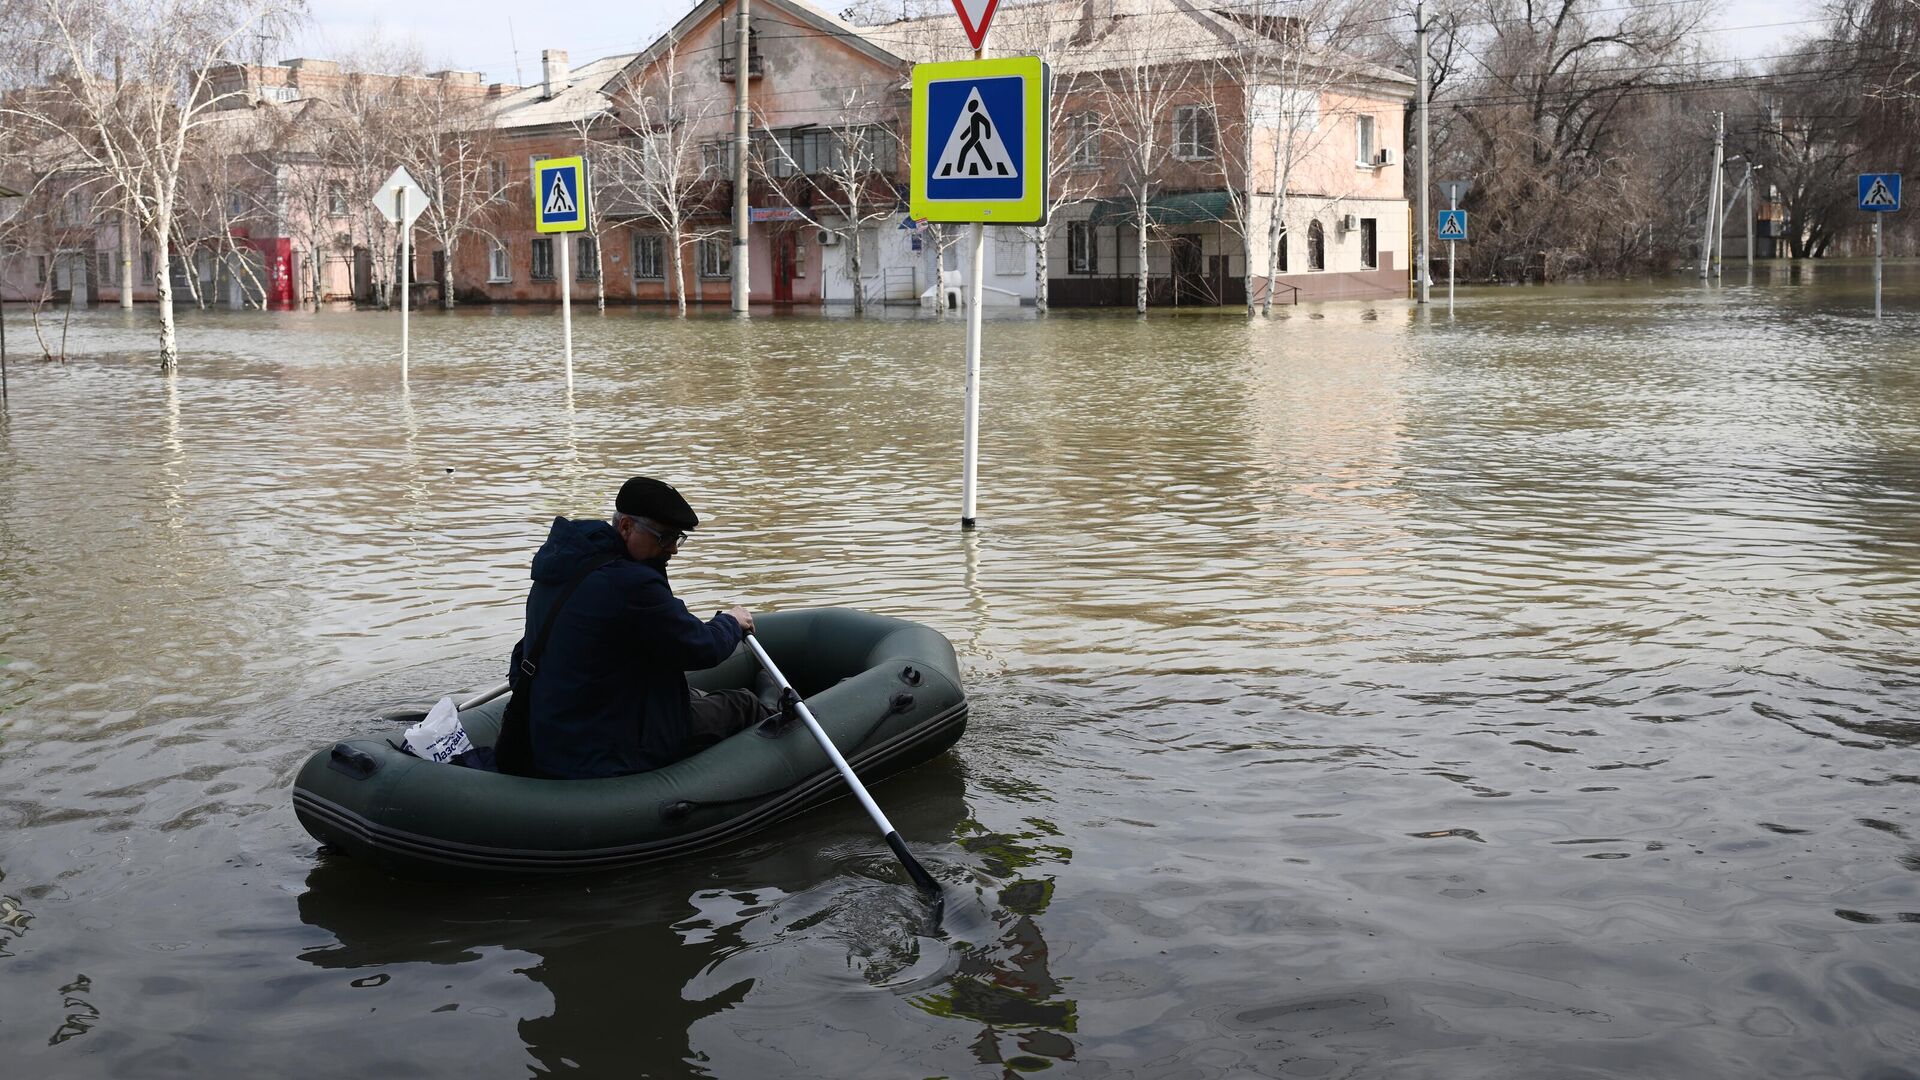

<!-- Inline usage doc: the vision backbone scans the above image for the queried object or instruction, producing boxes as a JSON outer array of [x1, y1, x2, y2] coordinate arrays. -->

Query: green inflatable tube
[[293, 608, 968, 878]]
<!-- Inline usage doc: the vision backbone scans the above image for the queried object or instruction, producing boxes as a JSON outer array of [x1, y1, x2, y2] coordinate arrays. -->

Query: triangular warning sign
[[933, 88, 1018, 181], [544, 173, 577, 217], [950, 0, 1000, 51], [1861, 176, 1897, 209]]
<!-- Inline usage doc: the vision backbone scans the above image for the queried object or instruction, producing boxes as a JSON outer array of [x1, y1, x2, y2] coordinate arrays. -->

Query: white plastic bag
[[403, 696, 475, 764]]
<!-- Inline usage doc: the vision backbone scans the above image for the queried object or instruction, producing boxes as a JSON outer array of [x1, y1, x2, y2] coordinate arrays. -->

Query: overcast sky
[[293, 0, 1823, 87]]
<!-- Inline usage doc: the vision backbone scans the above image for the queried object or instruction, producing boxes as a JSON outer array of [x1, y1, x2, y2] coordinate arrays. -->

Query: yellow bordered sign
[[910, 57, 1049, 225], [532, 156, 588, 234]]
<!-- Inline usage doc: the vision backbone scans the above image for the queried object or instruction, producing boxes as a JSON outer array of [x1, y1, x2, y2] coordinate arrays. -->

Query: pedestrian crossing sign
[[911, 56, 1048, 224], [533, 156, 588, 233], [1437, 209, 1468, 241], [1858, 173, 1901, 212]]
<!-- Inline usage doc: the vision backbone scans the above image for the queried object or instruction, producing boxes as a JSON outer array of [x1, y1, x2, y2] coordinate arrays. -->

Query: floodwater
[[2, 263, 1918, 1078]]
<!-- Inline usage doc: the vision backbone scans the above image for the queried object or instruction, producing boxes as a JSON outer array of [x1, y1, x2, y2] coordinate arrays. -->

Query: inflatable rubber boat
[[292, 608, 967, 878]]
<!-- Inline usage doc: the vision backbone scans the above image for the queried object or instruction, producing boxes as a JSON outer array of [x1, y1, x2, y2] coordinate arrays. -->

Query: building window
[[1277, 228, 1288, 273], [1068, 113, 1100, 168], [1356, 115, 1376, 165], [35, 255, 46, 284], [1173, 106, 1217, 160], [1307, 220, 1325, 270], [577, 237, 598, 279], [488, 240, 510, 282], [633, 233, 663, 279], [1068, 220, 1094, 273], [794, 230, 808, 277], [701, 142, 728, 174], [327, 181, 348, 218], [141, 249, 154, 283], [228, 191, 247, 218], [98, 252, 112, 285], [699, 236, 731, 278], [490, 159, 508, 193], [530, 237, 554, 281], [1360, 218, 1377, 268]]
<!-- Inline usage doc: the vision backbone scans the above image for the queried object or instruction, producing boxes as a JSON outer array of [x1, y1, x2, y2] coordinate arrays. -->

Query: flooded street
[[3, 266, 1918, 1078]]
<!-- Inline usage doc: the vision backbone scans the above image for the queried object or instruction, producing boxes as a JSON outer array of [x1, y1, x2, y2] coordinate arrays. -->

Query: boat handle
[[327, 743, 380, 780], [890, 692, 915, 714], [900, 665, 922, 686]]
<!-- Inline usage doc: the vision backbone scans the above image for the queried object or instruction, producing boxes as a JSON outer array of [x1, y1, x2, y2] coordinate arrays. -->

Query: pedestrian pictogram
[[910, 56, 1049, 224], [544, 175, 576, 217], [934, 89, 1017, 180], [533, 156, 588, 233], [1858, 173, 1901, 212], [1437, 210, 1467, 241]]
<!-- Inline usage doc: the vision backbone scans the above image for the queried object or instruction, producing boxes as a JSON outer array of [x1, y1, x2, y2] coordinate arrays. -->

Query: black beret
[[616, 476, 699, 531]]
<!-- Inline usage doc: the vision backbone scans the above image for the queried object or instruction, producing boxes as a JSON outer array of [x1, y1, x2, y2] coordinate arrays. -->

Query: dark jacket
[[507, 516, 743, 779]]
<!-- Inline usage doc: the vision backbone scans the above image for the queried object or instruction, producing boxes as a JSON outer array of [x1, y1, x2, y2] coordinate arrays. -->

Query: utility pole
[[1700, 111, 1723, 281], [1415, 0, 1431, 305], [1746, 164, 1758, 272], [730, 0, 751, 314]]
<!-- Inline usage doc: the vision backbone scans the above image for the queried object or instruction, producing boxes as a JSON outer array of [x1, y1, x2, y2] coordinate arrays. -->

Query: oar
[[378, 680, 512, 723], [744, 632, 944, 912]]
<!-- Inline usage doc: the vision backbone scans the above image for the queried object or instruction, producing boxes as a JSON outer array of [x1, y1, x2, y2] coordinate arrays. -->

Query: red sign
[[950, 0, 999, 51]]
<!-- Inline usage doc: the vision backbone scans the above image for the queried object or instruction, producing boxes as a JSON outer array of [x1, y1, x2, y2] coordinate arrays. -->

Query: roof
[[629, 0, 907, 75], [488, 52, 638, 131], [859, 0, 1413, 92]]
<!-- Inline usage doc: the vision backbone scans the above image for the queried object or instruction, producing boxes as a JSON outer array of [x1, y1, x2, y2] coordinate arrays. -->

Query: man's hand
[[728, 606, 755, 635]]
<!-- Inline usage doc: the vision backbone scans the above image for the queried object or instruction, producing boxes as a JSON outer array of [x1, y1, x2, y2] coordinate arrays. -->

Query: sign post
[[910, 53, 1048, 529], [534, 156, 590, 389], [1859, 173, 1901, 318], [1437, 180, 1469, 318], [374, 166, 429, 380]]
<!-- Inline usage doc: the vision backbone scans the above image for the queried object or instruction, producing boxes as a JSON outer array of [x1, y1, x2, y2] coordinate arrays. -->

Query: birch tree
[[601, 36, 721, 315], [0, 0, 305, 370], [394, 80, 508, 310], [750, 93, 904, 314], [1205, 0, 1374, 316], [994, 0, 1102, 314], [1096, 6, 1196, 314]]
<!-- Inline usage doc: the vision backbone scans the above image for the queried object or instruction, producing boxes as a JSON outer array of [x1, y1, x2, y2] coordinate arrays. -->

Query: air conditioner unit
[[818, 229, 840, 246], [1375, 147, 1395, 166], [1339, 213, 1359, 232]]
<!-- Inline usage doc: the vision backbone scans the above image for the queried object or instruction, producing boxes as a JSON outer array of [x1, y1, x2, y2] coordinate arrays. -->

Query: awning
[[1088, 190, 1233, 227]]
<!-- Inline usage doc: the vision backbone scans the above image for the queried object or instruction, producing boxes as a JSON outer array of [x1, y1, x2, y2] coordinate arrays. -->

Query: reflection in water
[[3, 271, 1920, 1077], [289, 764, 1076, 1077], [916, 818, 1078, 1073]]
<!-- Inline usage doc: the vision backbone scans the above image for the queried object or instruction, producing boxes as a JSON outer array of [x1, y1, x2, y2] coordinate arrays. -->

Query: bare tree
[[394, 78, 507, 309], [600, 36, 722, 315], [1417, 0, 1707, 279], [0, 0, 306, 369], [994, 0, 1103, 314], [751, 90, 904, 314], [565, 111, 618, 312], [1095, 5, 1197, 313], [1207, 0, 1376, 316]]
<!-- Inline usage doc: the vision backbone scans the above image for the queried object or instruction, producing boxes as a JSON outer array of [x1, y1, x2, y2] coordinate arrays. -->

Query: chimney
[[541, 49, 568, 100]]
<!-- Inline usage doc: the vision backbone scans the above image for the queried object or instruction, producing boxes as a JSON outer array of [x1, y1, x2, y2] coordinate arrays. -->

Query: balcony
[[718, 53, 763, 81]]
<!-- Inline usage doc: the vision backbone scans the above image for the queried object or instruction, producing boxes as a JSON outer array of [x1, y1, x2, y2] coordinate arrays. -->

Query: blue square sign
[[1859, 173, 1901, 212], [910, 56, 1047, 224], [925, 75, 1026, 203]]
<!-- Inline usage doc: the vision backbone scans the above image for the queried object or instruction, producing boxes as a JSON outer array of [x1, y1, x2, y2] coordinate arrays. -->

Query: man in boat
[[506, 476, 773, 779]]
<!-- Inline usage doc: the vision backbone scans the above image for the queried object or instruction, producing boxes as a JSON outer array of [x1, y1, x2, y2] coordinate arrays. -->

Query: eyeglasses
[[634, 521, 687, 549]]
